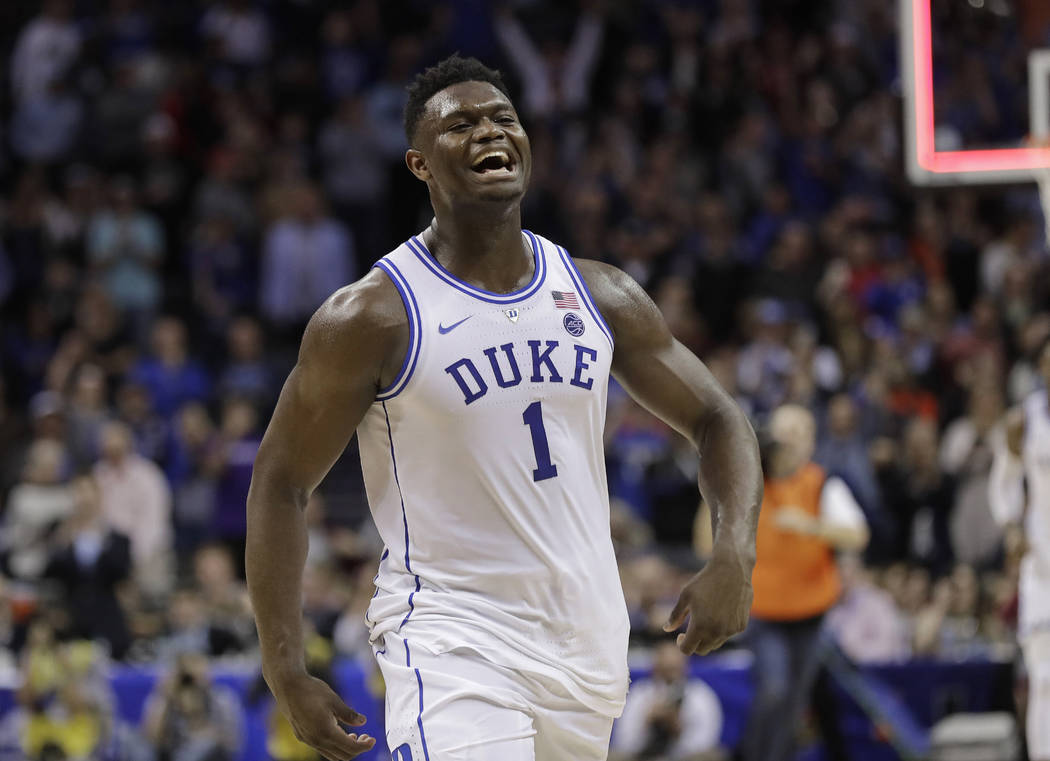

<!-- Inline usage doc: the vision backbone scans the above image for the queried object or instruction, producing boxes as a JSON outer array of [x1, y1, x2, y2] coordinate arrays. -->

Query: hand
[[663, 553, 753, 655], [1004, 407, 1025, 457], [773, 506, 819, 536], [647, 701, 682, 733], [270, 671, 375, 760]]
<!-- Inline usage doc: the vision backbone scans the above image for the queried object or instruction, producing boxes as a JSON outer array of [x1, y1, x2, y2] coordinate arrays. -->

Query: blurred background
[[0, 0, 1048, 759]]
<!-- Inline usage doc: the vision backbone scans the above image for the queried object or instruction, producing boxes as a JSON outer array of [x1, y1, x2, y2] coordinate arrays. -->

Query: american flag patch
[[551, 290, 580, 309]]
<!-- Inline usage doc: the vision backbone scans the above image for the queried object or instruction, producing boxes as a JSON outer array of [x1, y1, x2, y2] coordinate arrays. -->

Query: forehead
[[423, 81, 514, 123]]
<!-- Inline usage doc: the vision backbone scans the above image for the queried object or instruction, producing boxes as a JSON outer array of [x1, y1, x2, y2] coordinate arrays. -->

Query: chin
[[469, 184, 527, 204]]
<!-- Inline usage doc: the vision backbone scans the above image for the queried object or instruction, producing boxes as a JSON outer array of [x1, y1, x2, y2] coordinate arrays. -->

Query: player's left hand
[[663, 552, 753, 655]]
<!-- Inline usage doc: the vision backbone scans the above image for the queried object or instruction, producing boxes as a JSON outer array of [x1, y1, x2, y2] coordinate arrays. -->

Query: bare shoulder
[[571, 258, 670, 348], [300, 268, 409, 389]]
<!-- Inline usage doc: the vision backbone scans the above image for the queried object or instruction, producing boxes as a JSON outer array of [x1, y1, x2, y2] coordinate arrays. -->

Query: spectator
[[9, 77, 83, 164], [65, 363, 111, 468], [259, 183, 354, 334], [2, 440, 73, 582], [192, 545, 254, 655], [317, 96, 390, 257], [114, 380, 168, 464], [333, 558, 383, 663], [86, 177, 165, 318], [494, 3, 605, 121], [128, 317, 211, 420], [88, 59, 159, 168], [142, 652, 243, 761], [200, 0, 271, 68], [188, 215, 256, 331], [940, 383, 1004, 567], [94, 421, 173, 596], [736, 300, 794, 415], [815, 393, 888, 558], [9, 0, 81, 104], [742, 404, 868, 761], [825, 554, 909, 663], [622, 554, 681, 647], [876, 418, 956, 573], [168, 403, 219, 559], [611, 641, 726, 761], [191, 150, 257, 237], [203, 394, 261, 566], [73, 284, 137, 381], [20, 681, 109, 761], [211, 397, 261, 564], [155, 588, 211, 662], [217, 318, 276, 408], [43, 473, 133, 659], [319, 9, 374, 101]]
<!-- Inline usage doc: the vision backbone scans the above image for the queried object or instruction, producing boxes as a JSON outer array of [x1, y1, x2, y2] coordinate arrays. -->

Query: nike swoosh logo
[[438, 315, 473, 334]]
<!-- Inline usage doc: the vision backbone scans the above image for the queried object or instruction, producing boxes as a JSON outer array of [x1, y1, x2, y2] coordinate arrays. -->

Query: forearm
[[814, 521, 869, 552], [695, 403, 762, 567], [245, 473, 311, 689]]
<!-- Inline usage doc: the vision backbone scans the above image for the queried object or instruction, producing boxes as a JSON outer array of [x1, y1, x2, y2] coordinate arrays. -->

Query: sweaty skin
[[246, 79, 762, 760]]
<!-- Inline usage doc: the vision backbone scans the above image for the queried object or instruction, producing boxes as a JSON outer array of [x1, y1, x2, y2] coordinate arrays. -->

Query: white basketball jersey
[[359, 231, 630, 717], [1021, 390, 1050, 637]]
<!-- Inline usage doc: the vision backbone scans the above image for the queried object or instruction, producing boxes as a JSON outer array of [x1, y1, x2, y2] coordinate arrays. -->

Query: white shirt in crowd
[[612, 677, 724, 759], [10, 13, 81, 102], [94, 454, 173, 592]]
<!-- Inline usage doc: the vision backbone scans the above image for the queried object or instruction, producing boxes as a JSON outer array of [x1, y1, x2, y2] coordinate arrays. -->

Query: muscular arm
[[576, 260, 762, 654], [246, 269, 406, 758]]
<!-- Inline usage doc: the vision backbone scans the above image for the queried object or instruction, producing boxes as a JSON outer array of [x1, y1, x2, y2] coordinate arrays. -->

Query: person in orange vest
[[740, 404, 869, 761]]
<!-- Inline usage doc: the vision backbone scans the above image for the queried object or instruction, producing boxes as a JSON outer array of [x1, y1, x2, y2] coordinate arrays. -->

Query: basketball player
[[246, 56, 762, 761], [990, 336, 1050, 761]]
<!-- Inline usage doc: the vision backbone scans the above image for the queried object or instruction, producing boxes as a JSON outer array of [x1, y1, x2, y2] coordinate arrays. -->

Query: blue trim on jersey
[[556, 245, 615, 349], [382, 401, 422, 630], [404, 231, 547, 304], [405, 640, 432, 761], [373, 259, 422, 401]]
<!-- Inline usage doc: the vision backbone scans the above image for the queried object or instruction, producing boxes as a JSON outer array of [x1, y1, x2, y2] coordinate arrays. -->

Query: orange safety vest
[[751, 462, 841, 621]]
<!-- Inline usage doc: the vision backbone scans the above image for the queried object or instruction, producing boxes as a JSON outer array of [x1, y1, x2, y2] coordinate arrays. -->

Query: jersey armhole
[[555, 245, 615, 350], [373, 259, 422, 401]]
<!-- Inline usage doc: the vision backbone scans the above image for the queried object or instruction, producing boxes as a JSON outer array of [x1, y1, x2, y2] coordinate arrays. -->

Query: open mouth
[[470, 149, 516, 177]]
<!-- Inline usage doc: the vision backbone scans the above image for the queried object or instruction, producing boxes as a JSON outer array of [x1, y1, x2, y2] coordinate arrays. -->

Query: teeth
[[472, 150, 510, 169]]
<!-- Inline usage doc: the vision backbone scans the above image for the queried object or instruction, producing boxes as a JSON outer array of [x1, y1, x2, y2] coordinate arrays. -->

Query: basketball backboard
[[900, 0, 1050, 186]]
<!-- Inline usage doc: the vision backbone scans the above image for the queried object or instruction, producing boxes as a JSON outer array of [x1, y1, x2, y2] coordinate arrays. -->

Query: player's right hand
[[270, 671, 376, 760]]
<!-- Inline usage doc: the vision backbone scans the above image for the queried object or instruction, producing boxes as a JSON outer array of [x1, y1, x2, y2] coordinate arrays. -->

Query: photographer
[[142, 653, 241, 761], [611, 641, 726, 761]]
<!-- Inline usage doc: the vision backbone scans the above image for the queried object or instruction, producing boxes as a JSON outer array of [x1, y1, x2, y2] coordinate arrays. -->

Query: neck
[[424, 203, 531, 293]]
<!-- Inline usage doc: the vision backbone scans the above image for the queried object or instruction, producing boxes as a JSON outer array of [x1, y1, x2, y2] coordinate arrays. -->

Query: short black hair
[[403, 54, 511, 145]]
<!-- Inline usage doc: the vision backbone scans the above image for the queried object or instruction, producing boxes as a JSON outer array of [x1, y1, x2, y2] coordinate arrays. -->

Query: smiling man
[[246, 55, 762, 761]]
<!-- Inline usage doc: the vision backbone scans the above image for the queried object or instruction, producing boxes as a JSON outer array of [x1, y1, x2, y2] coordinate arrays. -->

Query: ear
[[405, 149, 430, 182]]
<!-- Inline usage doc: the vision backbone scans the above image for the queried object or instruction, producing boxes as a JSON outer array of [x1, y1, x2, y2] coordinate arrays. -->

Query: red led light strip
[[910, 0, 1050, 174]]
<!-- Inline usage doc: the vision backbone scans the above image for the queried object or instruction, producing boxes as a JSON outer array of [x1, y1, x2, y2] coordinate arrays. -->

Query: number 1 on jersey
[[522, 401, 558, 481]]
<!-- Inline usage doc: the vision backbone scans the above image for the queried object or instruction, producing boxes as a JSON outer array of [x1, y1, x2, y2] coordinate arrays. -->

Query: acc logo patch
[[563, 312, 585, 337]]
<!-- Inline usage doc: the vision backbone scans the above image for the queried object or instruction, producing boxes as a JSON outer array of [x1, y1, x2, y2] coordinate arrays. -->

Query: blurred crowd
[[1, 0, 1050, 759]]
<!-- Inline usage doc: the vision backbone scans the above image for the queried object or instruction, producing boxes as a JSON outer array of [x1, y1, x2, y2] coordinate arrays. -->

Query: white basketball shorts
[[374, 631, 614, 761]]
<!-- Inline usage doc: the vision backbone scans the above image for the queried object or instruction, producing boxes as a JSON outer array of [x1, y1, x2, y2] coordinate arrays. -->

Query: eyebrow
[[438, 100, 515, 123]]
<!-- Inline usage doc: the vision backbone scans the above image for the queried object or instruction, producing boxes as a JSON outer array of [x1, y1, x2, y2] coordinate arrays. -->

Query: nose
[[475, 117, 504, 142]]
